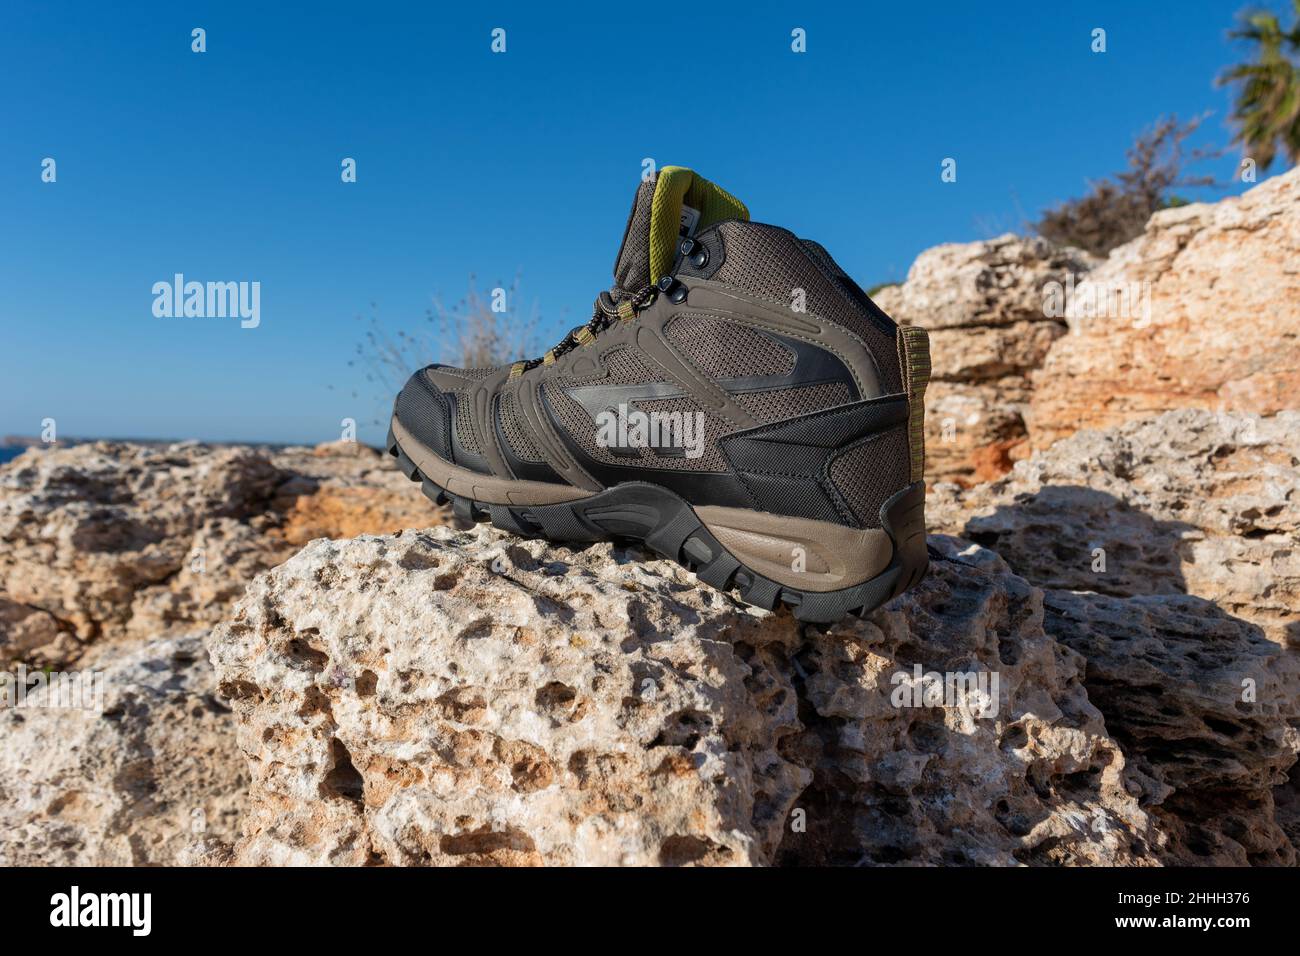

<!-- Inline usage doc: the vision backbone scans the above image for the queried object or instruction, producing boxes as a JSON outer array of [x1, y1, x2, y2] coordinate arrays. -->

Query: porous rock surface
[[0, 440, 443, 867], [209, 527, 1157, 867], [931, 408, 1300, 864], [930, 408, 1300, 645], [0, 634, 247, 866], [0, 440, 442, 666]]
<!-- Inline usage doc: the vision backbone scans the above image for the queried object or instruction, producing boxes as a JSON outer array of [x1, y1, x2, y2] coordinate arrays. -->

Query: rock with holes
[[0, 442, 283, 654], [0, 634, 248, 866], [1043, 589, 1300, 865], [930, 408, 1300, 864], [0, 440, 443, 665], [929, 408, 1300, 646], [0, 440, 443, 867], [209, 526, 1157, 866]]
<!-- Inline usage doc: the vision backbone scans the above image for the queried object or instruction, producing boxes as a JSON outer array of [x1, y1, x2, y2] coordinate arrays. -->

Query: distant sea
[[0, 448, 22, 465]]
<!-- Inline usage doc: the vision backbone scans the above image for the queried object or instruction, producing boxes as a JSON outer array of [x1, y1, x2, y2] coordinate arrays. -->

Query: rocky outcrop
[[5, 405, 1294, 867], [931, 408, 1300, 864], [874, 235, 1095, 485], [1044, 590, 1299, 865], [872, 168, 1300, 480], [0, 634, 247, 866], [930, 408, 1300, 645], [0, 441, 442, 666], [1029, 166, 1300, 449], [209, 527, 1156, 867], [0, 440, 444, 867]]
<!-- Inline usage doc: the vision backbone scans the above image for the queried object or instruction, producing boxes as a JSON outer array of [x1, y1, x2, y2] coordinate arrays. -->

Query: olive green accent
[[649, 166, 749, 283], [508, 361, 526, 380], [392, 417, 592, 505], [695, 506, 893, 592], [617, 299, 635, 322], [898, 326, 931, 484], [543, 350, 557, 365], [575, 327, 595, 345]]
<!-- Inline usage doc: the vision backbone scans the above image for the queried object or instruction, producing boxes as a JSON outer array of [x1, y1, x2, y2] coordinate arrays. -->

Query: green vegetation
[[1220, 1, 1300, 172], [1035, 115, 1217, 257]]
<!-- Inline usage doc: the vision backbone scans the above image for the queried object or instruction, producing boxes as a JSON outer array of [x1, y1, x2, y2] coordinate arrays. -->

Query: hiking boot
[[389, 165, 931, 623]]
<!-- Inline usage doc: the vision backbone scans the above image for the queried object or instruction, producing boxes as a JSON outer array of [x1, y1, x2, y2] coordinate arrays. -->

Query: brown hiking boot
[[389, 165, 930, 622]]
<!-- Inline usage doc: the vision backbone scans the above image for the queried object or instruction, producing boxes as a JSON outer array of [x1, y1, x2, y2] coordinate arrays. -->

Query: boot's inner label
[[679, 204, 701, 237]]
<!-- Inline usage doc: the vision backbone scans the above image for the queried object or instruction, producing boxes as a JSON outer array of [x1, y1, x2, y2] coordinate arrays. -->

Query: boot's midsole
[[394, 415, 899, 594], [392, 417, 593, 505], [694, 506, 893, 592]]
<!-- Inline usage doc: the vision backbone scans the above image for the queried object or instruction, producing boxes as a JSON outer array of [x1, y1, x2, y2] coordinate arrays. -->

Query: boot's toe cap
[[393, 368, 454, 461]]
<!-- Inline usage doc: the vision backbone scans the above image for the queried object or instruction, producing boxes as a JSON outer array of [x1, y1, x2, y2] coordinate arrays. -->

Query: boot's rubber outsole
[[387, 424, 927, 624]]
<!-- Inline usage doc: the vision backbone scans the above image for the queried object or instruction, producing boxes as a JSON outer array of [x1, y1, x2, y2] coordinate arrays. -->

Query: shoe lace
[[509, 284, 658, 378]]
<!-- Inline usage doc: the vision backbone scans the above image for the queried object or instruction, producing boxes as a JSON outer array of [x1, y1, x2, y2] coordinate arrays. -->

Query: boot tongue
[[611, 166, 749, 293]]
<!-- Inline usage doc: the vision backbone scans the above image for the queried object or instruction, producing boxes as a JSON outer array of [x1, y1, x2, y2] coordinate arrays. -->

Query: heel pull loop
[[897, 326, 931, 485]]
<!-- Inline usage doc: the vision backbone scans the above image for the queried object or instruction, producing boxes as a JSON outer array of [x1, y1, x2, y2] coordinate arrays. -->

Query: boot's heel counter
[[897, 325, 931, 485], [815, 325, 929, 532]]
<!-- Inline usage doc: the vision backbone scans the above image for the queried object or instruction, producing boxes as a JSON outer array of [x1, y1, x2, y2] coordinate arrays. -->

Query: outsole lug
[[488, 504, 535, 536], [419, 478, 448, 506], [740, 575, 782, 611], [394, 449, 420, 481], [696, 550, 741, 590]]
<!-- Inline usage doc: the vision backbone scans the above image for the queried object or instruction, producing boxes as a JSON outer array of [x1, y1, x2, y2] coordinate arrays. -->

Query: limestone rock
[[1043, 590, 1299, 865], [930, 408, 1300, 864], [924, 377, 1036, 486], [209, 528, 1156, 867], [874, 234, 1095, 484], [0, 634, 247, 866], [0, 597, 79, 667], [0, 441, 444, 663], [930, 408, 1300, 645], [1030, 166, 1300, 448], [0, 443, 284, 650], [0, 441, 443, 868], [873, 234, 1096, 330], [311, 439, 382, 459]]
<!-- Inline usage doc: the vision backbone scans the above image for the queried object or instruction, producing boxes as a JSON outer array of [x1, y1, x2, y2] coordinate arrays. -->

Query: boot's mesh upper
[[613, 180, 656, 293], [436, 366, 498, 381], [734, 382, 852, 423], [394, 167, 918, 534], [424, 364, 500, 456], [454, 393, 482, 453], [828, 426, 910, 525], [664, 315, 794, 379], [573, 347, 667, 386], [497, 391, 546, 462], [616, 396, 731, 471], [395, 372, 451, 459], [712, 222, 903, 394], [544, 383, 732, 472]]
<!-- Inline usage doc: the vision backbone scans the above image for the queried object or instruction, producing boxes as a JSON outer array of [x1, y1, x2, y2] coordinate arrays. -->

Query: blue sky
[[0, 0, 1287, 445]]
